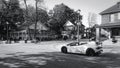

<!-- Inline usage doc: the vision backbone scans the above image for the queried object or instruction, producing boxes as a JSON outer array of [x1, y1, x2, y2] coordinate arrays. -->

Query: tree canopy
[[0, 1, 83, 39], [47, 3, 82, 34], [0, 0, 24, 39], [0, 0, 24, 28], [21, 5, 49, 26]]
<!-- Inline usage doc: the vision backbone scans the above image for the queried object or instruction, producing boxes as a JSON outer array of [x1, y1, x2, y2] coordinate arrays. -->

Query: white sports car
[[61, 41, 103, 56]]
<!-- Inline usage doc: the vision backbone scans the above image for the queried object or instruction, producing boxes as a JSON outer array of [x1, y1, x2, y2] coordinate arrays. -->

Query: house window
[[110, 14, 115, 22], [118, 13, 120, 19], [112, 28, 120, 36]]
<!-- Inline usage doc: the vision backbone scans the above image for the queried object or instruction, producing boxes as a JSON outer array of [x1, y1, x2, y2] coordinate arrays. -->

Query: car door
[[69, 46, 77, 53], [67, 43, 78, 53], [74, 45, 85, 54], [69, 43, 86, 54]]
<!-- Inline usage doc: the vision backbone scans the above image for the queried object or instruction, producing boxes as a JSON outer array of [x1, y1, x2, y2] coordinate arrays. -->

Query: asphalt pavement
[[0, 40, 120, 68]]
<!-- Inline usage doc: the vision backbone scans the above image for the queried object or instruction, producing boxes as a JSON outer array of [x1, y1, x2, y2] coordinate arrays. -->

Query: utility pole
[[88, 13, 91, 41], [34, 0, 38, 40], [88, 20, 91, 41], [76, 9, 82, 43], [6, 22, 9, 43]]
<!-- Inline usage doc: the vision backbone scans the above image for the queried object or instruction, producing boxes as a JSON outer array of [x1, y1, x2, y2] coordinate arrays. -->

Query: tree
[[47, 3, 82, 34], [25, 6, 49, 23], [34, 0, 48, 39], [87, 12, 97, 39], [0, 0, 24, 27], [88, 12, 97, 28], [23, 0, 28, 21], [21, 0, 48, 25], [0, 0, 24, 39], [21, 0, 49, 39]]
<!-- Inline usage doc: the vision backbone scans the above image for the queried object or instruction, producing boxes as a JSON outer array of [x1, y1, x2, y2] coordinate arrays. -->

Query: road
[[0, 40, 120, 68]]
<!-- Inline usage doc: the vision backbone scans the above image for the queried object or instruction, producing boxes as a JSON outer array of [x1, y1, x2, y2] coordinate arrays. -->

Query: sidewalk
[[102, 39, 120, 46], [0, 40, 75, 58], [102, 39, 120, 53]]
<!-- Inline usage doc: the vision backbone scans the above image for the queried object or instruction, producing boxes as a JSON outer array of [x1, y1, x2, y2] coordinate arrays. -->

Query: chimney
[[117, 2, 120, 8]]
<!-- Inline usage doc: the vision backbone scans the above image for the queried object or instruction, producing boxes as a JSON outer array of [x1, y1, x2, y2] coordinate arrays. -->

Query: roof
[[63, 20, 85, 28], [64, 21, 75, 27], [99, 22, 120, 28], [100, 3, 120, 15], [29, 22, 48, 30], [19, 21, 49, 30]]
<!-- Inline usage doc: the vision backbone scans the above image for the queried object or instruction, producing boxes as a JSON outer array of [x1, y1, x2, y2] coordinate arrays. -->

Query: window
[[112, 28, 120, 36], [110, 14, 115, 22], [118, 13, 120, 19]]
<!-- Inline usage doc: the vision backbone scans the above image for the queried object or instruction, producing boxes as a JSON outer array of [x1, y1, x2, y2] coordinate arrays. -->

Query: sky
[[23, 0, 120, 27]]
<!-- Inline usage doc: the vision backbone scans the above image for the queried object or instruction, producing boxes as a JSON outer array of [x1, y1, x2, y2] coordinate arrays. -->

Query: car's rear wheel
[[86, 48, 95, 56], [61, 47, 67, 53]]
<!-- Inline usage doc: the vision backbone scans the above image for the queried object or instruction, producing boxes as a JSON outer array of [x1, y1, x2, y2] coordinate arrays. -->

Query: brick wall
[[101, 13, 120, 24], [101, 14, 110, 24]]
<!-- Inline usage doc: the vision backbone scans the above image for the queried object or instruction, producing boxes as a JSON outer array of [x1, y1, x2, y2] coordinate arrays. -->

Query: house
[[10, 21, 56, 41], [100, 2, 120, 39], [62, 21, 85, 40], [63, 21, 76, 30]]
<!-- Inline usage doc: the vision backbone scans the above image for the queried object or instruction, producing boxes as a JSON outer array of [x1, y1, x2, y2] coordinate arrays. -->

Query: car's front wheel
[[86, 48, 95, 56], [61, 47, 68, 53]]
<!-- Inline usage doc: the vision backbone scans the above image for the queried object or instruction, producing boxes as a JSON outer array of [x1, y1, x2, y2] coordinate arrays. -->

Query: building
[[62, 21, 85, 40], [100, 2, 120, 39], [10, 21, 56, 41]]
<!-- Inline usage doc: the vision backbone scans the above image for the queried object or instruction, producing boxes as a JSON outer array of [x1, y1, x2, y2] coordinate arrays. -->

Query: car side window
[[69, 43, 79, 46]]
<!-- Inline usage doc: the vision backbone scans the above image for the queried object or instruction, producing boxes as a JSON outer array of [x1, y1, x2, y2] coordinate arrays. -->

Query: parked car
[[61, 41, 103, 56]]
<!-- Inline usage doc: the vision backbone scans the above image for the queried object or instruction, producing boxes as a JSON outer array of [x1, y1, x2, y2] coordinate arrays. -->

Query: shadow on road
[[0, 52, 120, 68]]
